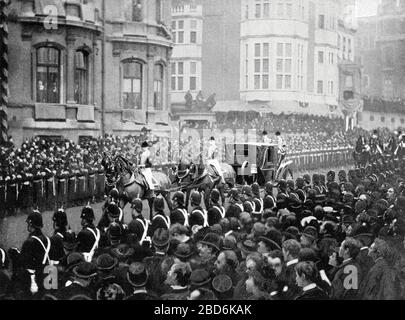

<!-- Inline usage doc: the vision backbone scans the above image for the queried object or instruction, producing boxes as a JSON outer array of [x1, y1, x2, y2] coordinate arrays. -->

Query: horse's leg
[[148, 196, 155, 221], [163, 191, 173, 212]]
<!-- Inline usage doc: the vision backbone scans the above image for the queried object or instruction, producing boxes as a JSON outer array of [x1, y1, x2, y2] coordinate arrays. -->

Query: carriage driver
[[207, 137, 225, 184], [140, 141, 155, 190]]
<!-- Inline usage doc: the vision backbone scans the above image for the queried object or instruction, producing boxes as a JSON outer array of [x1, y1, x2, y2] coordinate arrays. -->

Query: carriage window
[[267, 147, 272, 162]]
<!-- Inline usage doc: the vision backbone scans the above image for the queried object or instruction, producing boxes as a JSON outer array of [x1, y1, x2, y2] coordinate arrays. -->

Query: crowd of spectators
[[0, 153, 404, 300]]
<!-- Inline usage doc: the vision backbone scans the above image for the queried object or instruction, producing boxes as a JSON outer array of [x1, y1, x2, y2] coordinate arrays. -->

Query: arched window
[[36, 47, 61, 103], [122, 60, 142, 109], [154, 64, 164, 110], [74, 50, 89, 104]]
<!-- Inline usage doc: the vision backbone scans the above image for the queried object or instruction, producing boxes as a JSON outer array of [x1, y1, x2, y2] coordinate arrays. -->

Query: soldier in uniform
[[225, 188, 244, 219], [241, 185, 255, 214], [95, 162, 106, 202], [44, 166, 56, 212], [189, 191, 208, 229], [19, 211, 51, 297], [149, 197, 170, 238], [5, 172, 17, 216], [170, 191, 189, 227], [87, 163, 97, 203], [207, 189, 225, 226], [49, 208, 69, 265], [251, 182, 264, 215], [77, 206, 101, 263]]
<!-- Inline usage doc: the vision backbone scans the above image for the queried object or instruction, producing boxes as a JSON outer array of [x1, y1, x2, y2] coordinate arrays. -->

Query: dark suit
[[295, 285, 329, 300]]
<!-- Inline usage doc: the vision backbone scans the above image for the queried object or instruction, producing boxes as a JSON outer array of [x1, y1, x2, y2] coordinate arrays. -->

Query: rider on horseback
[[207, 137, 225, 184], [140, 141, 155, 191]]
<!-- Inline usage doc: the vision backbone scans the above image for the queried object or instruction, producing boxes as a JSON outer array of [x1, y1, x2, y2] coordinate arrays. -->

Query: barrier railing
[[287, 148, 354, 171]]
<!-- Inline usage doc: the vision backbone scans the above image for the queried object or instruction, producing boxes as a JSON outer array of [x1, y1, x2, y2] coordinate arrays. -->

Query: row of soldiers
[[0, 153, 404, 299], [0, 163, 107, 217]]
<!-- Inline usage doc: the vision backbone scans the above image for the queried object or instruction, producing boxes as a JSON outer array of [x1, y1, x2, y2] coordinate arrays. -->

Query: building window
[[122, 61, 142, 109], [156, 0, 162, 23], [381, 116, 385, 122], [276, 43, 292, 90], [318, 51, 324, 63], [74, 50, 88, 105], [297, 44, 304, 91], [318, 14, 325, 29], [255, 3, 261, 18], [370, 115, 374, 121], [154, 64, 164, 110], [317, 80, 323, 94], [401, 118, 404, 124], [178, 31, 184, 43], [190, 77, 197, 91], [245, 5, 249, 19], [254, 75, 261, 89], [391, 118, 395, 123], [173, 20, 184, 44], [132, 0, 143, 22], [190, 31, 197, 43], [172, 61, 184, 91], [383, 77, 393, 98], [36, 47, 61, 103], [252, 42, 270, 90]]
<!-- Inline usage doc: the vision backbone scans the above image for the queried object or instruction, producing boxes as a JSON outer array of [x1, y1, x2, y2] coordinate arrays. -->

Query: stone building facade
[[7, 0, 172, 146]]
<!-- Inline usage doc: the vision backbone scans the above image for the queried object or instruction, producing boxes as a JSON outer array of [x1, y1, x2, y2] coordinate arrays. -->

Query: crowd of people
[[0, 149, 404, 300]]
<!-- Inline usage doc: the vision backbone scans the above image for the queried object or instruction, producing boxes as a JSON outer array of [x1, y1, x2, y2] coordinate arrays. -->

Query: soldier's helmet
[[278, 179, 287, 191], [53, 209, 68, 228], [190, 191, 202, 206], [130, 198, 143, 213], [153, 197, 165, 212], [210, 189, 220, 203], [229, 188, 240, 201], [108, 222, 123, 244], [251, 182, 260, 196], [109, 188, 120, 200], [107, 203, 121, 219], [172, 191, 185, 206], [81, 206, 95, 222], [264, 181, 275, 194], [241, 185, 253, 198], [286, 180, 295, 190], [26, 210, 43, 229]]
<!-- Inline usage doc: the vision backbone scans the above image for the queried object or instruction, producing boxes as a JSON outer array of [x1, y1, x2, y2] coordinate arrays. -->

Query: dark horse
[[102, 155, 172, 219], [170, 160, 235, 209]]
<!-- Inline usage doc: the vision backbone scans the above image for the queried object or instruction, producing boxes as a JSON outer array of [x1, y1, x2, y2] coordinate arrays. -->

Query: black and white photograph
[[0, 0, 404, 304]]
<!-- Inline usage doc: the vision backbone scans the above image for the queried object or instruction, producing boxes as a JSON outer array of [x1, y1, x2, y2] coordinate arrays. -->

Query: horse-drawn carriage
[[225, 142, 294, 186]]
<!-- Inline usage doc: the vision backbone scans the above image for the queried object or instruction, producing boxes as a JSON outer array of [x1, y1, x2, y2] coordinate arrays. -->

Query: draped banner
[[341, 99, 363, 117]]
